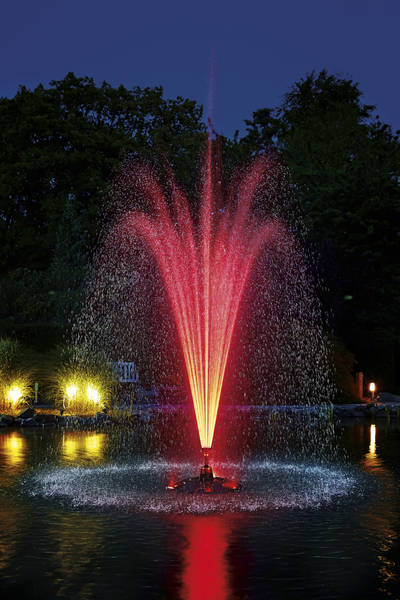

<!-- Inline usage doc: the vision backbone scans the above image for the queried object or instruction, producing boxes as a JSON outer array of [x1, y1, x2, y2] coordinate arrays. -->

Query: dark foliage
[[0, 70, 399, 391]]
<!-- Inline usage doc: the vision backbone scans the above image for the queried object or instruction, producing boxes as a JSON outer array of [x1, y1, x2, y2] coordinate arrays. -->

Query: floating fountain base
[[166, 452, 241, 494]]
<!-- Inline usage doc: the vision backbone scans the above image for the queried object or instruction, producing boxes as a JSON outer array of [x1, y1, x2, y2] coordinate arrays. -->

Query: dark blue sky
[[1, 0, 399, 137]]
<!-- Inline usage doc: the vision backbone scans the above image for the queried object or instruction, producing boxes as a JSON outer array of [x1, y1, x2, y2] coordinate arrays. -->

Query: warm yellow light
[[10, 436, 21, 450], [85, 433, 105, 459], [5, 433, 23, 452], [66, 384, 78, 400], [86, 434, 100, 451], [2, 432, 26, 466], [87, 385, 100, 404], [61, 432, 105, 461], [369, 424, 376, 456], [8, 386, 22, 405], [62, 435, 77, 459], [369, 382, 376, 393]]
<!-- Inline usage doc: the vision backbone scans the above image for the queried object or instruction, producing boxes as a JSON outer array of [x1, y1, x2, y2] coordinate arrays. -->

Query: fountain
[[121, 139, 279, 492], [72, 133, 334, 496], [1, 110, 395, 600], [66, 131, 341, 507]]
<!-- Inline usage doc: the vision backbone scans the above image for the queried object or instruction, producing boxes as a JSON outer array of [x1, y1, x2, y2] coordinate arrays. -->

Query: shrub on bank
[[55, 348, 117, 415], [0, 338, 32, 414]]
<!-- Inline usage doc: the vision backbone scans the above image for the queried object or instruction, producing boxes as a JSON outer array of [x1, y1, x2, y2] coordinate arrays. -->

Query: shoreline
[[1, 401, 400, 429]]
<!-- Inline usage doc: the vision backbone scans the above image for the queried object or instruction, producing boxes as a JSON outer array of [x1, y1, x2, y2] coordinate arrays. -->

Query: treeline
[[0, 71, 399, 391]]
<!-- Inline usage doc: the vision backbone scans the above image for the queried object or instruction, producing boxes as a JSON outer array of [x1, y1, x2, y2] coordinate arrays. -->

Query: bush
[[0, 337, 20, 371], [0, 337, 32, 413], [56, 348, 117, 414]]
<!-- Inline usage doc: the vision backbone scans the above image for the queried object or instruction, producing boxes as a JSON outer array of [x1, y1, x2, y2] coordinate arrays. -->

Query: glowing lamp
[[66, 384, 78, 400], [8, 386, 22, 405], [369, 382, 376, 402], [87, 385, 100, 404]]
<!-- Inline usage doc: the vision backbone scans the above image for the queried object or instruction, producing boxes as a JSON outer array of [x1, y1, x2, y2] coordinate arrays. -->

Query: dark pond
[[0, 418, 400, 599]]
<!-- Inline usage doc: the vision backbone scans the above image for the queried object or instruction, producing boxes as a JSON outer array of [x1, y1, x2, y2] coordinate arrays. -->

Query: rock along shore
[[0, 408, 114, 429], [1, 399, 400, 429]]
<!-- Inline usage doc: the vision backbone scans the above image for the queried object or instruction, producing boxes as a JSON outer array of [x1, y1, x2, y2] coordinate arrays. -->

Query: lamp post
[[369, 382, 376, 403]]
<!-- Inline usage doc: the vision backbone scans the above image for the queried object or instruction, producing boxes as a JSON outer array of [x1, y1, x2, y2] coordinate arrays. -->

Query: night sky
[[1, 0, 399, 137]]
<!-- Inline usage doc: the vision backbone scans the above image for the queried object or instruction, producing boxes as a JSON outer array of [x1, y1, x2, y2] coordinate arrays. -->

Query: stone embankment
[[0, 407, 114, 429], [332, 392, 400, 419], [332, 402, 400, 419], [0, 395, 400, 428]]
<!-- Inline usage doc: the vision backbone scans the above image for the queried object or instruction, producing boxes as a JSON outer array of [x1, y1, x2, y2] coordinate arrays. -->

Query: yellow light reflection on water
[[364, 424, 380, 471], [62, 436, 78, 460], [369, 424, 376, 456], [0, 432, 26, 467], [85, 433, 105, 459], [359, 423, 399, 596], [62, 432, 105, 461]]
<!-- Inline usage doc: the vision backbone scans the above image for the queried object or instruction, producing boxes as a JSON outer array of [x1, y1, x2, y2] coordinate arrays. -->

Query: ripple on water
[[25, 460, 358, 514]]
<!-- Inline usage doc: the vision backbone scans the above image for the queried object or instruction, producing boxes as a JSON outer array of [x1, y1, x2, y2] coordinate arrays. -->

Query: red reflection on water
[[180, 516, 230, 600]]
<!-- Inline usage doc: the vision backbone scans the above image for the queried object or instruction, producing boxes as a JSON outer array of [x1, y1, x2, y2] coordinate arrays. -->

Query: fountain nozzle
[[200, 449, 214, 491], [202, 448, 211, 466], [166, 447, 241, 493]]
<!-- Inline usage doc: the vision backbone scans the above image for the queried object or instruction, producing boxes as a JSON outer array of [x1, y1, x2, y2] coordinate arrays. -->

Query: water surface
[[0, 421, 399, 599]]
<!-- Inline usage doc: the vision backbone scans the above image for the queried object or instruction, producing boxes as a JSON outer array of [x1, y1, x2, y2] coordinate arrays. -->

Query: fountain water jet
[[131, 147, 271, 449], [119, 140, 280, 490], [73, 136, 337, 497]]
